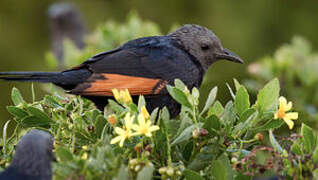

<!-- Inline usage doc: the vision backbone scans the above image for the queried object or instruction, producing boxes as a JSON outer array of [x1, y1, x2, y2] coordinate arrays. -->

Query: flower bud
[[134, 165, 141, 172], [199, 128, 209, 137], [159, 167, 167, 174], [192, 129, 200, 139], [176, 170, 182, 176], [166, 167, 174, 176], [129, 159, 138, 166], [108, 114, 117, 125], [254, 133, 263, 141]]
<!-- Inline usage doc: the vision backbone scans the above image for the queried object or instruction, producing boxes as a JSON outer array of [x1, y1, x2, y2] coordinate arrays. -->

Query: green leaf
[[237, 108, 256, 123], [174, 79, 187, 90], [301, 123, 316, 153], [232, 111, 258, 138], [220, 101, 236, 127], [7, 106, 29, 119], [233, 78, 242, 91], [208, 101, 224, 117], [95, 115, 107, 138], [235, 173, 252, 180], [255, 119, 284, 131], [56, 146, 73, 161], [269, 129, 284, 153], [171, 124, 199, 146], [167, 85, 192, 108], [184, 169, 204, 180], [11, 87, 25, 106], [188, 144, 217, 171], [211, 154, 234, 180], [44, 96, 63, 108], [115, 165, 129, 180], [291, 142, 302, 155], [200, 87, 218, 116], [203, 115, 220, 136], [108, 99, 125, 113], [183, 142, 194, 161], [27, 106, 52, 123], [256, 78, 280, 113], [234, 86, 250, 116], [312, 144, 318, 163], [136, 163, 154, 180], [21, 116, 51, 128]]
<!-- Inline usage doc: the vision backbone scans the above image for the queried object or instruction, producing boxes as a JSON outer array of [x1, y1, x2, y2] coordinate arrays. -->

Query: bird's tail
[[0, 72, 61, 83]]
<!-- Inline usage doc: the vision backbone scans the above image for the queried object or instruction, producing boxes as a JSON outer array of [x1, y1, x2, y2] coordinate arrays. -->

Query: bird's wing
[[70, 36, 199, 96]]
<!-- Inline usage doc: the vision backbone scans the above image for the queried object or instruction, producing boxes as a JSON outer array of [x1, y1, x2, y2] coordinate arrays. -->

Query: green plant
[[246, 36, 318, 127]]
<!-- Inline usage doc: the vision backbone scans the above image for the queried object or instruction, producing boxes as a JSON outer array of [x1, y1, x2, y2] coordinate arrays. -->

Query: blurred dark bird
[[48, 3, 86, 68], [0, 130, 54, 180], [0, 24, 243, 117]]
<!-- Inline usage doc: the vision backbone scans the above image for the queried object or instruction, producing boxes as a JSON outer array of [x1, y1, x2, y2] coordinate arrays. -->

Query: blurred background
[[0, 0, 318, 128]]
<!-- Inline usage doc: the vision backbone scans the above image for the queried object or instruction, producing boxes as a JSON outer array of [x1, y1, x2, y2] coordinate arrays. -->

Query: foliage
[[1, 12, 317, 180], [1, 76, 316, 179], [246, 36, 318, 127]]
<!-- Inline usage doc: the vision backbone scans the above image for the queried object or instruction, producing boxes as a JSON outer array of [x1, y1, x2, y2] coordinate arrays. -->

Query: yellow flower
[[141, 106, 150, 120], [274, 96, 298, 130], [110, 113, 135, 147], [82, 146, 88, 150], [132, 114, 159, 137], [112, 89, 133, 104], [112, 89, 120, 102]]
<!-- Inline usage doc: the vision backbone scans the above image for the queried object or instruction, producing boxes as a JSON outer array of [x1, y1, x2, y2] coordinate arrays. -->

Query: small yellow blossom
[[112, 88, 132, 104], [108, 114, 117, 125], [132, 114, 159, 137], [141, 106, 150, 120], [274, 96, 298, 130], [82, 146, 88, 150], [110, 113, 135, 147]]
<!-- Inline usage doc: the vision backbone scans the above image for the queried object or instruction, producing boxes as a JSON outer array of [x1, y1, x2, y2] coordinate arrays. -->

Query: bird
[[0, 129, 54, 180], [48, 2, 86, 68], [0, 24, 243, 118]]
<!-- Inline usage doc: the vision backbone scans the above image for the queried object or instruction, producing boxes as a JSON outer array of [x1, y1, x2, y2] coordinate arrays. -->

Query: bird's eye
[[201, 44, 209, 51]]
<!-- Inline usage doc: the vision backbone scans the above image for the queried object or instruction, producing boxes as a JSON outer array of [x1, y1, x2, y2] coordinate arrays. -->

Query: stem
[[166, 133, 172, 166]]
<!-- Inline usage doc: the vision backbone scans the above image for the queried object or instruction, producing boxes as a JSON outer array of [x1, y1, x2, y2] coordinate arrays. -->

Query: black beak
[[216, 49, 244, 64]]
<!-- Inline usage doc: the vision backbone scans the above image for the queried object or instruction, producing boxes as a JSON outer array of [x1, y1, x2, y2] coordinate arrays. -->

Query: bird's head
[[11, 129, 54, 179], [169, 24, 243, 71]]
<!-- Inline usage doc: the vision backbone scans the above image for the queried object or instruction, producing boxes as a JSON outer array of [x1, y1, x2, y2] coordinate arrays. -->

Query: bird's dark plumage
[[0, 24, 243, 117], [0, 130, 54, 180]]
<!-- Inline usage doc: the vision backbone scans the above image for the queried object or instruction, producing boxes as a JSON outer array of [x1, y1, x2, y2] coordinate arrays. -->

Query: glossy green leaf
[[56, 146, 73, 161], [27, 106, 52, 123], [208, 101, 224, 117], [167, 85, 192, 108], [11, 87, 25, 106], [301, 123, 316, 153], [136, 163, 154, 180], [7, 106, 29, 119], [211, 154, 234, 180], [233, 78, 242, 91], [184, 169, 204, 180], [171, 124, 199, 146], [200, 86, 218, 116], [256, 78, 280, 113], [255, 119, 284, 131], [234, 86, 250, 116]]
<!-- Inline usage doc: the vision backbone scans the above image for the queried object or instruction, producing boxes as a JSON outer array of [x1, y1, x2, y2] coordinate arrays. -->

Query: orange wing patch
[[71, 73, 167, 96]]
